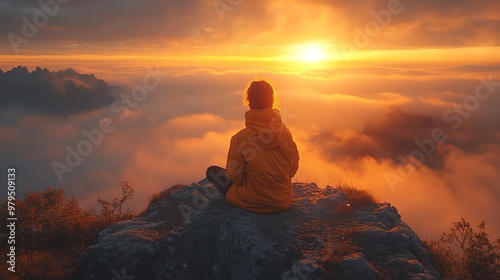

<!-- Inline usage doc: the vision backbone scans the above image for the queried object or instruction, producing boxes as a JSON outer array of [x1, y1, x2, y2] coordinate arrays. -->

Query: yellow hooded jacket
[[225, 108, 299, 212]]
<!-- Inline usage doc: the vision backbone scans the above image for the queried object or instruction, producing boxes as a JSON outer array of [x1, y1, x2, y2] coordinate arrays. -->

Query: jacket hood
[[245, 109, 285, 150]]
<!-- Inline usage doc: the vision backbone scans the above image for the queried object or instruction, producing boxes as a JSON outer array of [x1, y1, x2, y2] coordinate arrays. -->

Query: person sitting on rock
[[206, 79, 299, 213]]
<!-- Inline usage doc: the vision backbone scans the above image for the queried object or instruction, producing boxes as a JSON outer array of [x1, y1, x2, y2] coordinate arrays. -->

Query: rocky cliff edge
[[80, 181, 439, 280]]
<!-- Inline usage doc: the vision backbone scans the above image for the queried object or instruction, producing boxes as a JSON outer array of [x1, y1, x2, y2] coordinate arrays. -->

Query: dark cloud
[[311, 110, 448, 169], [311, 105, 500, 170], [0, 66, 120, 119]]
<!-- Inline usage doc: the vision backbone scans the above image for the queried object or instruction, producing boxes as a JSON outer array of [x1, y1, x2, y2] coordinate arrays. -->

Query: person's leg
[[206, 166, 233, 196]]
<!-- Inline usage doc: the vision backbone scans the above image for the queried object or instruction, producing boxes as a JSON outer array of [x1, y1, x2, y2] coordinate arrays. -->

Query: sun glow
[[301, 44, 326, 62]]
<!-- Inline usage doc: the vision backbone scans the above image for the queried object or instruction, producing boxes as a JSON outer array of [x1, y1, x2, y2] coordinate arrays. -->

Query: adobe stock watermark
[[110, 267, 135, 280], [213, 0, 245, 21], [385, 74, 500, 191], [283, 237, 338, 280], [179, 107, 296, 224], [51, 66, 168, 182], [334, 0, 408, 60], [7, 0, 72, 53], [178, 183, 221, 224]]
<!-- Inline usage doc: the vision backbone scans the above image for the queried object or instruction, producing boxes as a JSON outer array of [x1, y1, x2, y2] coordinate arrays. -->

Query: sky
[[1, 0, 499, 239]]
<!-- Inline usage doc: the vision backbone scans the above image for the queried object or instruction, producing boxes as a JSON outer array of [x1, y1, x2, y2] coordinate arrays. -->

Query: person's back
[[206, 80, 299, 213]]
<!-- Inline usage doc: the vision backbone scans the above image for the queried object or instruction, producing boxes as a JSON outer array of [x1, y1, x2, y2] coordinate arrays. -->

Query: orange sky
[[1, 0, 500, 58]]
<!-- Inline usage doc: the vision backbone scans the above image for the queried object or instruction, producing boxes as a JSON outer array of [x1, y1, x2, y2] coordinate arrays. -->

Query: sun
[[302, 44, 326, 62], [282, 43, 333, 64]]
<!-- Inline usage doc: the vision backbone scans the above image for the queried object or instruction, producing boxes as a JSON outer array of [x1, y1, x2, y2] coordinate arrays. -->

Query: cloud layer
[[0, 62, 499, 240]]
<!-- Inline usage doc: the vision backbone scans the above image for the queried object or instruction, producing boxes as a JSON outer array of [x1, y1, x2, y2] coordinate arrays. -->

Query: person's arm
[[226, 135, 245, 186], [288, 131, 300, 179]]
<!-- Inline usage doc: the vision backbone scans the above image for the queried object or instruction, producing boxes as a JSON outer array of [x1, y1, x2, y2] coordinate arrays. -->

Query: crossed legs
[[206, 166, 233, 196]]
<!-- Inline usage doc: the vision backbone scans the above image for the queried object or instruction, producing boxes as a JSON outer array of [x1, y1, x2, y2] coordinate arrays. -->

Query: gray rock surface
[[80, 181, 440, 280]]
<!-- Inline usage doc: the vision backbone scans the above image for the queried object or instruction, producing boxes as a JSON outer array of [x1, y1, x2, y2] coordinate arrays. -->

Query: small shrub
[[428, 218, 500, 280], [95, 180, 135, 223], [15, 187, 97, 250], [0, 180, 136, 280], [427, 239, 459, 279]]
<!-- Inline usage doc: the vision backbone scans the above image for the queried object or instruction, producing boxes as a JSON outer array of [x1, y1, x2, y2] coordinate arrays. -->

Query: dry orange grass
[[334, 182, 377, 214]]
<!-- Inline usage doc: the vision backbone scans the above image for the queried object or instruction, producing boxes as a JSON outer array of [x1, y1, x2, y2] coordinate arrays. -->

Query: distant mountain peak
[[0, 66, 119, 117]]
